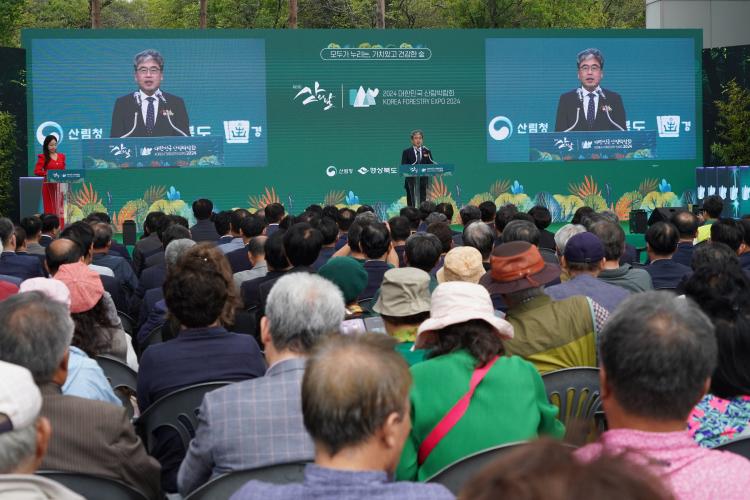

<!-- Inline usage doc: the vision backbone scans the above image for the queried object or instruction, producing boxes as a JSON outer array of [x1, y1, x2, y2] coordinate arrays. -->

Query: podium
[[46, 170, 85, 226], [399, 164, 455, 207]]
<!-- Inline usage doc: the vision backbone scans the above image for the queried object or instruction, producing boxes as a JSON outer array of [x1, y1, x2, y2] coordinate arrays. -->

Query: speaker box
[[629, 210, 648, 234], [122, 220, 137, 246], [648, 207, 688, 226]]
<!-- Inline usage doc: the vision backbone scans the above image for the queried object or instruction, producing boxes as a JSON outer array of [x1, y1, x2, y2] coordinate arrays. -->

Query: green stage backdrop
[[23, 29, 702, 230]]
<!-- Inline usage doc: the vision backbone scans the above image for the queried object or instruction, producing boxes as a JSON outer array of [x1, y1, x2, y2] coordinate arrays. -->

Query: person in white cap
[[0, 360, 83, 499], [395, 281, 564, 482]]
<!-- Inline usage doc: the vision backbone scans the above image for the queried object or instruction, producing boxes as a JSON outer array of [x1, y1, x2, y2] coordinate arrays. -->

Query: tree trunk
[[91, 0, 101, 28], [200, 0, 207, 28], [375, 0, 385, 28], [288, 0, 298, 28]]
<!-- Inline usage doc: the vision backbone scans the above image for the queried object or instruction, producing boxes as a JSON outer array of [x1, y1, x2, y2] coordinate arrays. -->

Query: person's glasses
[[137, 67, 161, 75], [579, 64, 601, 72]]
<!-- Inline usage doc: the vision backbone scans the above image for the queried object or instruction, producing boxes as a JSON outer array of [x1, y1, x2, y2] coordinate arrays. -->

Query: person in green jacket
[[396, 281, 565, 481]]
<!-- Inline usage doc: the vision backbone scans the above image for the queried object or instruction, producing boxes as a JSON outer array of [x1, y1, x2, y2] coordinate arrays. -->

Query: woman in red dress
[[34, 135, 66, 226]]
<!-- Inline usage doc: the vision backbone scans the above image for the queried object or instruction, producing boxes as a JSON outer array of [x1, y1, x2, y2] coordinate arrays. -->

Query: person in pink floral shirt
[[576, 291, 750, 500]]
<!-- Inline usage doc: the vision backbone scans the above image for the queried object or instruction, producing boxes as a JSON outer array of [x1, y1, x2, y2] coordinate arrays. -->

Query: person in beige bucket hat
[[373, 267, 432, 366], [436, 246, 485, 284]]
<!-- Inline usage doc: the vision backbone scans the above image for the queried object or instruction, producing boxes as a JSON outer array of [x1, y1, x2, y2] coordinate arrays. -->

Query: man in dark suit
[[645, 222, 692, 289], [555, 48, 627, 132], [401, 130, 435, 208], [671, 211, 699, 267], [110, 49, 190, 138], [190, 198, 220, 243], [0, 293, 161, 499], [0, 218, 45, 282], [39, 214, 60, 249]]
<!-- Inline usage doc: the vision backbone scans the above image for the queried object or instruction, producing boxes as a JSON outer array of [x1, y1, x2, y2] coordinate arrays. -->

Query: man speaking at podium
[[110, 49, 191, 138], [401, 130, 435, 208], [554, 48, 627, 132]]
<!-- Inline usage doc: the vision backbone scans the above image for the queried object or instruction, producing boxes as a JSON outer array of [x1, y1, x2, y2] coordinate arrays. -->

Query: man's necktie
[[417, 148, 422, 163], [146, 97, 155, 133], [586, 93, 596, 128]]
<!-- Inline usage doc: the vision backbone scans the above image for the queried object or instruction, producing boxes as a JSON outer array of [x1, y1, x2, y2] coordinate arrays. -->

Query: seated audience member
[[493, 204, 518, 244], [576, 291, 750, 499], [416, 201, 437, 232], [20, 215, 45, 256], [318, 256, 368, 319], [397, 281, 563, 481], [143, 215, 190, 270], [264, 202, 286, 236], [690, 240, 738, 270], [584, 211, 638, 265], [0, 361, 85, 500], [311, 217, 339, 270], [479, 200, 497, 230], [553, 223, 586, 257], [359, 222, 394, 299], [0, 293, 160, 498], [644, 221, 692, 290], [214, 210, 233, 245], [218, 209, 251, 255], [232, 334, 454, 500], [681, 258, 750, 448], [19, 277, 120, 406], [90, 222, 138, 299], [226, 214, 266, 274], [0, 217, 45, 281], [388, 216, 411, 267], [482, 242, 603, 373], [528, 205, 556, 251], [404, 233, 442, 291], [697, 194, 723, 243], [462, 439, 672, 500], [133, 211, 165, 276], [84, 212, 132, 264], [45, 235, 121, 306], [372, 267, 431, 365], [426, 221, 453, 274], [545, 232, 629, 314], [502, 219, 558, 266], [54, 262, 136, 369], [60, 222, 113, 278], [133, 224, 190, 314], [454, 205, 481, 246], [190, 198, 220, 242], [334, 207, 355, 249], [138, 243, 266, 492], [137, 238, 196, 337], [178, 273, 345, 496], [233, 236, 268, 288], [463, 221, 494, 270], [590, 221, 653, 293], [399, 206, 421, 233], [671, 211, 699, 267], [13, 225, 28, 255], [738, 217, 750, 271], [436, 246, 485, 284], [571, 206, 595, 225], [710, 218, 744, 255], [241, 231, 290, 309], [39, 214, 60, 248], [435, 202, 456, 227]]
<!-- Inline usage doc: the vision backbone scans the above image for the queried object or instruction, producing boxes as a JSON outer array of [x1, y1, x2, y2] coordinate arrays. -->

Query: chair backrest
[[542, 367, 602, 427], [96, 355, 137, 392], [715, 435, 750, 459], [36, 470, 148, 500], [135, 381, 231, 453], [185, 462, 308, 500], [425, 441, 528, 494], [144, 324, 164, 349], [117, 311, 135, 335]]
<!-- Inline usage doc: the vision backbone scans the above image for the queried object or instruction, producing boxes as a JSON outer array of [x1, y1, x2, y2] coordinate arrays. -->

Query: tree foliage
[[711, 80, 750, 166], [3, 0, 645, 44], [0, 112, 17, 216]]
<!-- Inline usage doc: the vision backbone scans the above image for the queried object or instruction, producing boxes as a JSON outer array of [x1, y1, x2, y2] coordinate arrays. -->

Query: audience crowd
[[0, 191, 749, 499]]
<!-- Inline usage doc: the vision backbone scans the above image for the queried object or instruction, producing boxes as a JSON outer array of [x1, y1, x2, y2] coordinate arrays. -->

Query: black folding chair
[[715, 434, 750, 460], [135, 381, 232, 453], [96, 354, 138, 417], [117, 310, 136, 335], [425, 441, 528, 494], [542, 367, 602, 428], [185, 462, 308, 500], [36, 471, 148, 500]]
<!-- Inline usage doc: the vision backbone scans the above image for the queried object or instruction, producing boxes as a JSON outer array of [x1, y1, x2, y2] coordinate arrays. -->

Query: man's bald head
[[45, 238, 82, 275]]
